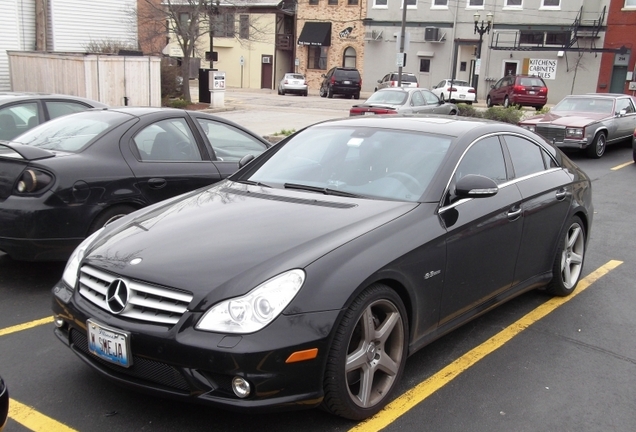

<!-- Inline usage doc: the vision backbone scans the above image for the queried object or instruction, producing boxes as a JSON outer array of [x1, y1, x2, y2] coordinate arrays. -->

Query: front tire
[[503, 96, 511, 108], [546, 216, 585, 296], [586, 132, 606, 159], [319, 87, 326, 98], [322, 284, 408, 420], [486, 96, 493, 108]]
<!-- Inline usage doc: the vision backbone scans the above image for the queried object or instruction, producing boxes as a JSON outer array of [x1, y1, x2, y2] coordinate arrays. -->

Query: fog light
[[54, 316, 65, 328], [232, 377, 251, 398]]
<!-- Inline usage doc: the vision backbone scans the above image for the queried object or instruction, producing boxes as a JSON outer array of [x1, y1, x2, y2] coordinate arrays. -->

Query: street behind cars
[[519, 93, 636, 158], [0, 107, 270, 261], [52, 115, 592, 421], [350, 88, 458, 116], [0, 92, 107, 141]]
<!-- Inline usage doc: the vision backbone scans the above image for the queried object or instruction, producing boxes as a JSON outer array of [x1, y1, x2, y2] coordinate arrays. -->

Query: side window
[[132, 118, 202, 162], [0, 102, 39, 140], [411, 91, 425, 106], [504, 135, 547, 178], [197, 119, 267, 162], [455, 136, 507, 184], [615, 98, 635, 114], [422, 90, 440, 104], [45, 101, 91, 120]]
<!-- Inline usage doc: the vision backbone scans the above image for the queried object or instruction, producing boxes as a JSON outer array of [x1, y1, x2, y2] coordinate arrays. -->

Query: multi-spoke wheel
[[323, 284, 408, 420], [586, 132, 606, 159], [547, 216, 585, 296]]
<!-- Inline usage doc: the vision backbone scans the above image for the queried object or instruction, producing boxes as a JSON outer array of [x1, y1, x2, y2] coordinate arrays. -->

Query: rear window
[[365, 90, 408, 105], [287, 74, 304, 80], [518, 77, 545, 87], [390, 74, 417, 83], [336, 69, 360, 80], [10, 110, 129, 153], [452, 80, 470, 87]]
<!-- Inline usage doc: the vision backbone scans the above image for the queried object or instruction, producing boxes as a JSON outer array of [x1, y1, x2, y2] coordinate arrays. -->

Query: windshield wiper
[[234, 179, 272, 188], [284, 183, 363, 198]]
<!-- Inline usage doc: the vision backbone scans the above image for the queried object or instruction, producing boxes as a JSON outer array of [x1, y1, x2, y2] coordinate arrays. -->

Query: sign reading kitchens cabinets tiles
[[526, 58, 558, 80]]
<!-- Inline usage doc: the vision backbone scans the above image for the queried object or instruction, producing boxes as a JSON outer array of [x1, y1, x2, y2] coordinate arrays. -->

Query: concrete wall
[[0, 0, 36, 91]]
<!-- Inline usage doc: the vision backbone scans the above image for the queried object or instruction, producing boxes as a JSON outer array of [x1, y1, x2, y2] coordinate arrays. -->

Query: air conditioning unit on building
[[425, 27, 442, 42], [364, 30, 383, 41], [262, 57, 271, 64]]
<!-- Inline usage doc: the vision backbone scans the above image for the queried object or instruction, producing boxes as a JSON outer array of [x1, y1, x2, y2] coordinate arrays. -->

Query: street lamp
[[472, 11, 493, 103], [208, 0, 220, 69]]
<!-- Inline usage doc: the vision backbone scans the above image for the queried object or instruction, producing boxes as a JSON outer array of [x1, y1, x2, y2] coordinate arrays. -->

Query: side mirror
[[238, 154, 255, 169], [490, 85, 495, 89], [321, 74, 326, 78], [618, 109, 627, 117], [455, 174, 498, 198], [377, 79, 382, 83]]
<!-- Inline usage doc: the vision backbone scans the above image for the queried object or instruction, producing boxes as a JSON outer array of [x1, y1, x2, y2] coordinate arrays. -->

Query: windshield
[[365, 91, 408, 105], [11, 110, 129, 152], [246, 126, 452, 202], [552, 97, 614, 114]]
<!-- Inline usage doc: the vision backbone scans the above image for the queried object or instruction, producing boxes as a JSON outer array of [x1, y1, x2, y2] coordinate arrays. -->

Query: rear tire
[[546, 216, 585, 296], [327, 87, 334, 98], [503, 96, 510, 108], [632, 147, 636, 163], [536, 105, 544, 111], [88, 205, 136, 235], [354, 93, 360, 100], [440, 93, 445, 102], [322, 284, 408, 420], [320, 87, 326, 98], [586, 132, 606, 159]]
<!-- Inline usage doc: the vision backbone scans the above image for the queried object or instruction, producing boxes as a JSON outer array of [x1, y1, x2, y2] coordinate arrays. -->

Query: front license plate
[[87, 319, 132, 368], [343, 80, 351, 84]]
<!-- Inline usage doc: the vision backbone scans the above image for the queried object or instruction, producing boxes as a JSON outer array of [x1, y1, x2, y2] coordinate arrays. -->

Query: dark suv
[[319, 67, 362, 99], [486, 75, 548, 110]]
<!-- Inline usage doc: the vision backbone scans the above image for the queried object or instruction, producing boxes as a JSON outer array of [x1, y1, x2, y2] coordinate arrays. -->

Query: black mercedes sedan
[[52, 115, 593, 420], [0, 107, 270, 261]]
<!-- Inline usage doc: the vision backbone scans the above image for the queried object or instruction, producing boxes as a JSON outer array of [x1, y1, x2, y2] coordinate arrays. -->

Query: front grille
[[70, 329, 191, 392], [536, 125, 565, 143], [78, 265, 193, 325]]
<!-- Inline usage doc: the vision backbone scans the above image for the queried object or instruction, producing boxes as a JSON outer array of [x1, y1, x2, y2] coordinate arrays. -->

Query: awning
[[298, 22, 331, 47], [417, 51, 435, 57]]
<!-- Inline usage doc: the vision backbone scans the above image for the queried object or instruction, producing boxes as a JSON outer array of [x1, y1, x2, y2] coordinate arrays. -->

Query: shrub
[[456, 103, 482, 119], [481, 106, 524, 125], [276, 128, 296, 136], [166, 98, 189, 109]]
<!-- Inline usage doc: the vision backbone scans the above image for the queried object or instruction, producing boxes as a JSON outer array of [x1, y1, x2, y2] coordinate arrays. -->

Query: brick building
[[596, 1, 636, 94]]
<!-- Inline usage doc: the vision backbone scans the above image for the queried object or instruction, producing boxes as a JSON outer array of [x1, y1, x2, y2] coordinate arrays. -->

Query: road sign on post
[[396, 52, 406, 68], [240, 55, 244, 66]]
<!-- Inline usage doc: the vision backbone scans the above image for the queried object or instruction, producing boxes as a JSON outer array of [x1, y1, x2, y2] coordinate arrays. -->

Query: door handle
[[148, 178, 167, 189], [507, 206, 522, 221], [555, 188, 567, 201]]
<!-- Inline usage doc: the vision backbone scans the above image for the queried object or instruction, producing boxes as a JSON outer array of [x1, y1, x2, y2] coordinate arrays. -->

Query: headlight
[[520, 124, 535, 132], [62, 228, 104, 289], [196, 269, 305, 334], [565, 127, 584, 139]]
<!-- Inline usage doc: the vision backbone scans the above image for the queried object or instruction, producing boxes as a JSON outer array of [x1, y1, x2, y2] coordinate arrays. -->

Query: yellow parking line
[[611, 161, 634, 170], [351, 260, 623, 432], [0, 317, 53, 337], [9, 398, 78, 432]]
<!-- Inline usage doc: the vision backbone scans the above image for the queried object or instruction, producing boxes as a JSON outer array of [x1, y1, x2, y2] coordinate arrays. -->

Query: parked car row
[[350, 88, 458, 116]]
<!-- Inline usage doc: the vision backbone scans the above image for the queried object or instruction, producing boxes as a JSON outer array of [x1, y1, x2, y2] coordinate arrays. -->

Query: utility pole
[[397, 0, 408, 87], [209, 0, 220, 69], [472, 12, 493, 103]]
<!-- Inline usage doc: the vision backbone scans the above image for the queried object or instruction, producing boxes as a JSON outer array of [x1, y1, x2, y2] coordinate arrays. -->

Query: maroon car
[[487, 75, 548, 110]]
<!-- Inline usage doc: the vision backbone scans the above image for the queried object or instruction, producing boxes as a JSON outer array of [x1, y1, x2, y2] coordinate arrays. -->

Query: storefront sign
[[528, 58, 557, 80]]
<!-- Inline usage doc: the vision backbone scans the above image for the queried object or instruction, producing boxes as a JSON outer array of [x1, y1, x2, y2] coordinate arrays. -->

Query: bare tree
[[137, 0, 277, 103]]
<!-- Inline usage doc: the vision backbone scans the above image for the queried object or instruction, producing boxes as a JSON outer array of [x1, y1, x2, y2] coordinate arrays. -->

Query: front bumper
[[52, 280, 341, 412]]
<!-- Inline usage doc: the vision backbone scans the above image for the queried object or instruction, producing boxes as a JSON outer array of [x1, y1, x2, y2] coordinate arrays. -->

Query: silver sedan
[[278, 73, 308, 96], [350, 88, 458, 116]]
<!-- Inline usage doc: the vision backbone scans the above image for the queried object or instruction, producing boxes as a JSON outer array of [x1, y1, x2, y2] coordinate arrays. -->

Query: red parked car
[[487, 75, 548, 110]]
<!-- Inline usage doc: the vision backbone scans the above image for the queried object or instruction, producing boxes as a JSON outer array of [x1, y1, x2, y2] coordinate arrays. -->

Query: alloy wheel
[[560, 222, 585, 289]]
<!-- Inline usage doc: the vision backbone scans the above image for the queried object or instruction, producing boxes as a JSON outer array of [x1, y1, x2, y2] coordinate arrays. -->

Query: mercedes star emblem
[[106, 279, 129, 314]]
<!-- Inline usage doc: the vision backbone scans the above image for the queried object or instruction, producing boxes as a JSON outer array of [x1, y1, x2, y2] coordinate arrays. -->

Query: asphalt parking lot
[[1, 93, 635, 431]]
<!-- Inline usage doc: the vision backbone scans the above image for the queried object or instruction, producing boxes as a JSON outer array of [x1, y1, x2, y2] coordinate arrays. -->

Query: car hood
[[84, 181, 418, 307], [523, 111, 607, 127]]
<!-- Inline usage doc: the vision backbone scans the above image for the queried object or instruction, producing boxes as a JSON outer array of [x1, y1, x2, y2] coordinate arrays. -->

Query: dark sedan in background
[[53, 115, 592, 421], [350, 88, 458, 116], [519, 93, 636, 158], [0, 92, 106, 141], [0, 375, 7, 432], [0, 108, 269, 261]]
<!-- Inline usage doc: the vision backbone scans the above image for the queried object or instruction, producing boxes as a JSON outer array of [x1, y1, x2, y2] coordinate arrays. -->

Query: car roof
[[310, 114, 522, 138], [0, 92, 107, 106]]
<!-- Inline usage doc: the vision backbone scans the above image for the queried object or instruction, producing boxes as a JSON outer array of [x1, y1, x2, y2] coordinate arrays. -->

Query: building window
[[460, 61, 467, 72], [343, 47, 356, 67], [519, 31, 544, 45], [468, 0, 484, 7], [308, 0, 318, 4], [373, 0, 388, 8], [179, 12, 190, 27], [328, 0, 338, 5], [505, 0, 522, 7], [626, 0, 636, 7], [432, 0, 448, 7], [308, 46, 328, 70], [239, 15, 249, 39], [348, 0, 359, 4], [420, 59, 430, 72], [541, 0, 560, 7], [545, 31, 569, 45], [213, 13, 235, 37]]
